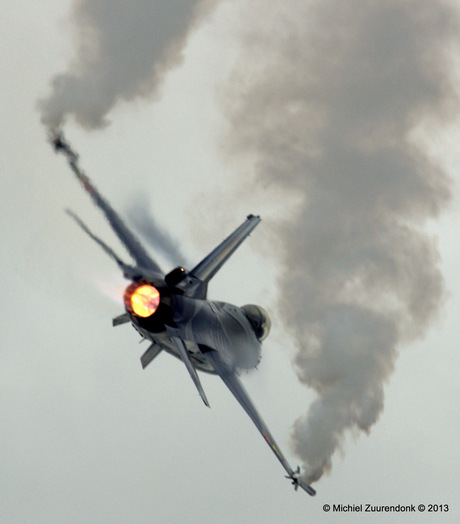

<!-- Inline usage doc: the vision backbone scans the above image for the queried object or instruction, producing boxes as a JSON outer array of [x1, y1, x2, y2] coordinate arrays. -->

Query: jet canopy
[[242, 304, 271, 342]]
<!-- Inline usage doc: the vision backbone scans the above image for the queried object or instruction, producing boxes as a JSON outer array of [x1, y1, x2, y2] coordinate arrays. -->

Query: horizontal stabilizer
[[140, 343, 163, 369], [112, 313, 131, 327]]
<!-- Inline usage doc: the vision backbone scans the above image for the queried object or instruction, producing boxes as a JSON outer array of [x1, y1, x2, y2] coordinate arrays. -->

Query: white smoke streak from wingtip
[[222, 0, 460, 484], [38, 0, 217, 131]]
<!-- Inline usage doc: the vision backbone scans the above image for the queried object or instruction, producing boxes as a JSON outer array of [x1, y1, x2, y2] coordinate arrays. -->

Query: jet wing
[[53, 132, 163, 276], [203, 350, 316, 496]]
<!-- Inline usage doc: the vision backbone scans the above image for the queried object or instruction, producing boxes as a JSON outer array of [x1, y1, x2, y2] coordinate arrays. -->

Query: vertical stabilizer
[[179, 215, 261, 298]]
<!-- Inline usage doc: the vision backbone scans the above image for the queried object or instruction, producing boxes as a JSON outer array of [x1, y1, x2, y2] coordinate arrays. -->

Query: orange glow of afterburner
[[124, 282, 160, 318]]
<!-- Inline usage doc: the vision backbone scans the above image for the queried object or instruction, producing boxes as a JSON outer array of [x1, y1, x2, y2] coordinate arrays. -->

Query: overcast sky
[[1, 1, 460, 523]]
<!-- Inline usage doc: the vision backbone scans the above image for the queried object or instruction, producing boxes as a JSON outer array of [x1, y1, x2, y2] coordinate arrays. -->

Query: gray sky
[[1, 1, 459, 523]]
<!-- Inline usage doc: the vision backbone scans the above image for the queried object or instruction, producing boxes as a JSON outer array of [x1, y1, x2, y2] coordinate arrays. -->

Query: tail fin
[[178, 215, 261, 298]]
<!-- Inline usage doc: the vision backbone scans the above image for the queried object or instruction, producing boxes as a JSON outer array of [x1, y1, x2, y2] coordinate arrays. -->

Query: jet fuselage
[[129, 293, 262, 374]]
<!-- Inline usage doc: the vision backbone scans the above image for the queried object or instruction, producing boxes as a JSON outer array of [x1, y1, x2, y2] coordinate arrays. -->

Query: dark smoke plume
[[39, 0, 216, 130], [223, 0, 460, 483]]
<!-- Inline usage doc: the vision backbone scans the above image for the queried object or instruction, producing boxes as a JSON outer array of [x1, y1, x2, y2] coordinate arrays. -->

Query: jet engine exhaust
[[124, 282, 160, 318]]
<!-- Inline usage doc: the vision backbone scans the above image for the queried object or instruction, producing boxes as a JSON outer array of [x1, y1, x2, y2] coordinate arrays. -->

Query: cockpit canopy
[[241, 304, 271, 342]]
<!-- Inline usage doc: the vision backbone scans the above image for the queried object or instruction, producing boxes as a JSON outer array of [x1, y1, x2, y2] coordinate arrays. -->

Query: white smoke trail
[[40, 1, 214, 274], [221, 0, 460, 483], [39, 0, 216, 130], [39, 0, 460, 487]]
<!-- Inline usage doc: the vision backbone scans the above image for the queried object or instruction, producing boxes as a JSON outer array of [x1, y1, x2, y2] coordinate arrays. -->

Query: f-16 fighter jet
[[52, 132, 315, 496]]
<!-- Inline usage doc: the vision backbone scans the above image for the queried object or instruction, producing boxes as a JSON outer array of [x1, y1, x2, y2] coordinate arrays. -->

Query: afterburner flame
[[124, 282, 160, 318]]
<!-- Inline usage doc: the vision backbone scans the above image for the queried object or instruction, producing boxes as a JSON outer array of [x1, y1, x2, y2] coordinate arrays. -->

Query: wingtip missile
[[51, 132, 64, 151], [49, 129, 75, 157], [285, 466, 316, 496]]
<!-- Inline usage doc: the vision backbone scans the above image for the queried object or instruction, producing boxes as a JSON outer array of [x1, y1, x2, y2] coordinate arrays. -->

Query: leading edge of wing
[[203, 350, 316, 496]]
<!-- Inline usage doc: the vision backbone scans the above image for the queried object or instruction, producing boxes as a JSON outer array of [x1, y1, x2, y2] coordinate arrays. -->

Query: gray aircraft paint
[[51, 133, 314, 493]]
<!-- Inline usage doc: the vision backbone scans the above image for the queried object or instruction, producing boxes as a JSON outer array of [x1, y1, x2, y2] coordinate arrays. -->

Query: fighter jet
[[52, 133, 316, 496]]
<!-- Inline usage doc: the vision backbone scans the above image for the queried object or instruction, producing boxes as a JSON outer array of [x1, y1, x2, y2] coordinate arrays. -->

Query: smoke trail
[[127, 198, 190, 268], [39, 0, 216, 130], [222, 0, 460, 483], [50, 131, 161, 275], [40, 2, 212, 274], [50, 130, 188, 271]]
